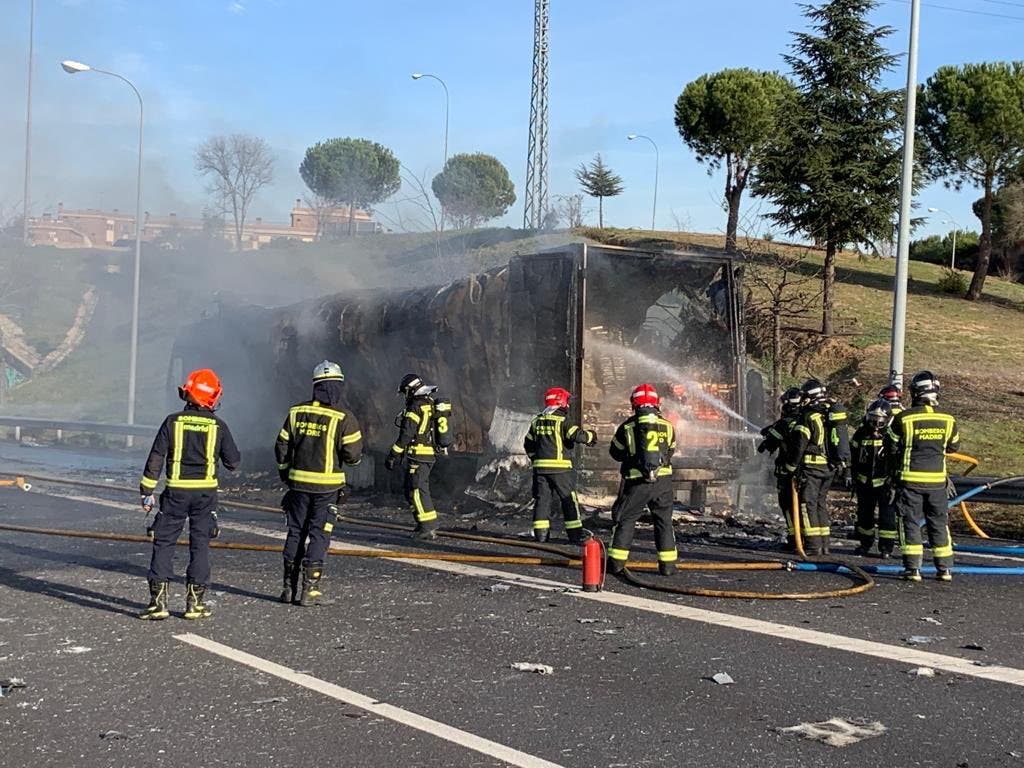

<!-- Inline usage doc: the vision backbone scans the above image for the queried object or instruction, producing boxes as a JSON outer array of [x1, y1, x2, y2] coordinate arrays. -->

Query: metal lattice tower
[[523, 0, 549, 229]]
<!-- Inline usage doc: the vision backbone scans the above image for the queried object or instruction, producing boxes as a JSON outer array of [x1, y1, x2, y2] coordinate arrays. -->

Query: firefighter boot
[[566, 528, 585, 545], [139, 580, 169, 621], [299, 561, 324, 606], [183, 581, 212, 619], [533, 529, 550, 544], [279, 560, 299, 604], [902, 568, 923, 582], [936, 567, 953, 583], [411, 522, 438, 541], [658, 561, 676, 577], [606, 556, 625, 576]]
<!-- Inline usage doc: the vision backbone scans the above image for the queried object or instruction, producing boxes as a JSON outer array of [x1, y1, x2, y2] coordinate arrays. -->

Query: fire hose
[[0, 471, 876, 600]]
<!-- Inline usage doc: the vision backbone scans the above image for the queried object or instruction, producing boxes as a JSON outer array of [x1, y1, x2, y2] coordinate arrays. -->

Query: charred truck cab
[[169, 243, 758, 504]]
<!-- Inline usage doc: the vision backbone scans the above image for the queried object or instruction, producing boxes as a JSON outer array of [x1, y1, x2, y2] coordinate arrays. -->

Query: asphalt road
[[2, 485, 1023, 768]]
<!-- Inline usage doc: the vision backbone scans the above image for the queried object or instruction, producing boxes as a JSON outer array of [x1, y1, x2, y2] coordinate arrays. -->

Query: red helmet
[[630, 383, 660, 410], [878, 384, 901, 404], [544, 387, 571, 409], [179, 368, 223, 409]]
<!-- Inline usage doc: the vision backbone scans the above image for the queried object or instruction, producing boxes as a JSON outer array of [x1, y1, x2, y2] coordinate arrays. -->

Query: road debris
[[961, 643, 986, 651], [0, 678, 26, 698], [510, 662, 554, 675], [252, 696, 288, 705], [903, 635, 945, 645], [919, 617, 942, 625], [591, 629, 618, 636], [907, 667, 936, 677], [486, 583, 511, 593], [776, 717, 887, 747], [710, 672, 734, 685], [99, 730, 130, 740], [59, 646, 92, 654], [577, 618, 608, 624]]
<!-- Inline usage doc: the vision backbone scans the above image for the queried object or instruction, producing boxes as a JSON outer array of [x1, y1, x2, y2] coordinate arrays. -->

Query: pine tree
[[575, 154, 624, 228], [754, 0, 902, 336]]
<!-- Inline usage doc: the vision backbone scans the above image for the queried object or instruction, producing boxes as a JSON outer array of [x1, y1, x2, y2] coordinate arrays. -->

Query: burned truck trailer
[[168, 244, 758, 499]]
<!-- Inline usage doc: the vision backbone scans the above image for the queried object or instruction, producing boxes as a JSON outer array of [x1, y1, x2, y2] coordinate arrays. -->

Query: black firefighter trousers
[[405, 460, 438, 527], [798, 468, 833, 554], [148, 489, 217, 585], [855, 483, 897, 554], [532, 471, 583, 536], [282, 489, 339, 565], [608, 477, 678, 566], [896, 484, 953, 570]]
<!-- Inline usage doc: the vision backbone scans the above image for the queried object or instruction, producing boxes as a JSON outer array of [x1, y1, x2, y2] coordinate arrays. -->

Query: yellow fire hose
[[947, 452, 989, 539], [790, 477, 806, 559], [2, 471, 875, 599]]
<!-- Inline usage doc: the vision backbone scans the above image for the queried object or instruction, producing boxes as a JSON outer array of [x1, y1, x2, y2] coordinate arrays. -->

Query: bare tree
[[194, 134, 275, 249], [742, 242, 821, 404], [553, 193, 585, 228]]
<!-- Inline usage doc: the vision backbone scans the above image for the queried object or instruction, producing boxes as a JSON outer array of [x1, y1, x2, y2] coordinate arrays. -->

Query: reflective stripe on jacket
[[275, 400, 363, 493], [140, 407, 241, 493]]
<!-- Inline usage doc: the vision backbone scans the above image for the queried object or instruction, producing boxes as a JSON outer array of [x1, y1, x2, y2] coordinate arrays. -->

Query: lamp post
[[22, 0, 35, 245], [62, 59, 144, 431], [411, 72, 449, 166], [627, 133, 658, 231], [927, 206, 958, 270]]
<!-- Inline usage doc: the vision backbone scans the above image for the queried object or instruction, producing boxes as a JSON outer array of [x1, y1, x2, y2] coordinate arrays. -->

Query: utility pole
[[22, 0, 35, 245], [888, 0, 920, 391], [523, 0, 550, 229]]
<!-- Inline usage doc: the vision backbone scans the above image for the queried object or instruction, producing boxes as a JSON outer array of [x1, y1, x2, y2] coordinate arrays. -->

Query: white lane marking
[[25, 494, 1024, 688], [221, 520, 1024, 689], [174, 633, 565, 768]]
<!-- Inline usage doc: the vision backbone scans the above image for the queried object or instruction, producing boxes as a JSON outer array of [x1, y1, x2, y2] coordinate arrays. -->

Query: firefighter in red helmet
[[606, 384, 678, 575], [523, 387, 597, 543], [138, 368, 241, 620]]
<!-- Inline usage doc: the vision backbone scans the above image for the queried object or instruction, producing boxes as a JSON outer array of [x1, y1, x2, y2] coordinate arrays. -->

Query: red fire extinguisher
[[581, 532, 604, 592]]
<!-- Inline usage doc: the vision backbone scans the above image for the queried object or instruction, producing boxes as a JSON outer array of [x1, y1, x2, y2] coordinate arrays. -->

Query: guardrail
[[952, 476, 1024, 506], [0, 416, 156, 442]]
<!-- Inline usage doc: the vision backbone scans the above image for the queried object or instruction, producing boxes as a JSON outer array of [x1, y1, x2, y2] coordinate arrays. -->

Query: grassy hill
[[3, 227, 1022, 486]]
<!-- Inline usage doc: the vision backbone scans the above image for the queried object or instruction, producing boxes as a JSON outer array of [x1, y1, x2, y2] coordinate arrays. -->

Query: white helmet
[[312, 360, 344, 382]]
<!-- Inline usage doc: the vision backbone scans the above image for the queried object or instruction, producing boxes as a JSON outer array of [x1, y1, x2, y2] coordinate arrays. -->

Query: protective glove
[[141, 495, 155, 513], [756, 441, 768, 454], [841, 468, 854, 492], [384, 454, 398, 471], [210, 509, 221, 539], [582, 429, 598, 447], [946, 477, 958, 500]]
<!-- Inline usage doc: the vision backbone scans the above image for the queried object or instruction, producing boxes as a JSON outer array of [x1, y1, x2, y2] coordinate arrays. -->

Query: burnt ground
[[4, 472, 1024, 768]]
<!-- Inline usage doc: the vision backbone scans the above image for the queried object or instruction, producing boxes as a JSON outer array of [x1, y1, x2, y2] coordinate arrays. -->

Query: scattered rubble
[[904, 635, 945, 645], [907, 667, 937, 677], [510, 662, 554, 675], [709, 672, 735, 685], [775, 717, 887, 747]]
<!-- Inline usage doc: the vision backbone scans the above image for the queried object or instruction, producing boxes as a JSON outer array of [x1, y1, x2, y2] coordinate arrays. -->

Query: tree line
[[675, 0, 1024, 334]]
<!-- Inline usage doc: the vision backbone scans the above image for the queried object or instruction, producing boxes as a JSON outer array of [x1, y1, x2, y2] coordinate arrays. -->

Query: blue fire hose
[[792, 562, 1024, 576], [945, 475, 1024, 555]]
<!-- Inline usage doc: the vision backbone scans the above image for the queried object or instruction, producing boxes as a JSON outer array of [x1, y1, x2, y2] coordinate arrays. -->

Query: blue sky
[[3, 0, 1024, 239]]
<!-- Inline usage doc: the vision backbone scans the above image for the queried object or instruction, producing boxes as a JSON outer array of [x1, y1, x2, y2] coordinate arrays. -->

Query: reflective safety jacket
[[850, 423, 888, 488], [609, 408, 676, 481], [523, 408, 595, 474], [785, 404, 830, 474], [140, 406, 241, 494], [390, 394, 439, 464], [759, 415, 798, 478], [885, 403, 960, 489], [826, 400, 852, 470], [275, 400, 363, 493]]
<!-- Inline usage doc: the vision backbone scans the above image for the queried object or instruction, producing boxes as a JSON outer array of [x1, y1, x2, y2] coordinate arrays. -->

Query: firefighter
[[878, 384, 905, 417], [138, 368, 241, 621], [757, 386, 804, 550], [850, 399, 896, 557], [784, 379, 847, 555], [523, 387, 597, 543], [385, 373, 444, 540], [606, 384, 678, 576], [274, 360, 363, 606], [886, 371, 960, 582]]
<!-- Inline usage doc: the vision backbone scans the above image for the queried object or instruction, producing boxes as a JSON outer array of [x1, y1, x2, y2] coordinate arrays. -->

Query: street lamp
[[22, 0, 35, 245], [927, 206, 958, 270], [62, 59, 144, 432], [627, 133, 659, 231], [411, 72, 449, 166]]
